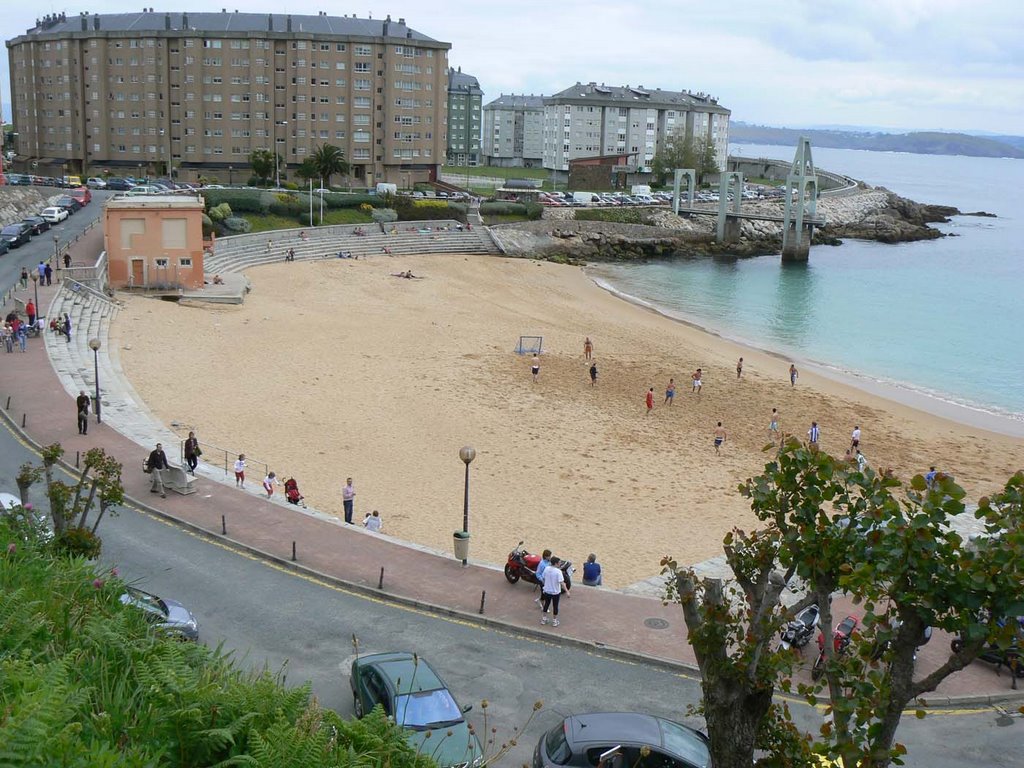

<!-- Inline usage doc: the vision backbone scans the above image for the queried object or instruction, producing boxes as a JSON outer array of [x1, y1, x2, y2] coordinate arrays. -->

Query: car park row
[[0, 186, 92, 255]]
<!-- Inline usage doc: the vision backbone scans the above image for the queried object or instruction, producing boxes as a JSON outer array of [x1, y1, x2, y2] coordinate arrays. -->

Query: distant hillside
[[730, 123, 1024, 159]]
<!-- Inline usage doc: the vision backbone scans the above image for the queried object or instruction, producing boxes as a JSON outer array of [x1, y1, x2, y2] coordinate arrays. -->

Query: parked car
[[40, 206, 70, 224], [533, 712, 710, 768], [55, 196, 83, 214], [105, 177, 133, 191], [21, 216, 50, 235], [350, 651, 483, 768], [86, 177, 107, 189], [69, 187, 92, 205], [125, 185, 161, 196], [1, 222, 34, 248], [0, 491, 53, 541], [119, 586, 199, 642]]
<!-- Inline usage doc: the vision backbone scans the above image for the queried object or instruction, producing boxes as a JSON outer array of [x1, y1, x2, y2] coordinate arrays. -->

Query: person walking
[[183, 431, 201, 475], [645, 387, 654, 415], [583, 337, 593, 360], [789, 364, 799, 387], [16, 324, 27, 353], [540, 555, 568, 627], [531, 354, 540, 383], [37, 261, 46, 281], [77, 402, 89, 436], [768, 408, 779, 442], [76, 391, 91, 434], [714, 422, 727, 455], [233, 454, 246, 488], [850, 425, 861, 451], [63, 313, 72, 343], [63, 252, 72, 269], [582, 553, 603, 586], [26, 300, 36, 328], [691, 368, 703, 394], [808, 421, 820, 447], [44, 264, 53, 286], [589, 361, 598, 387], [342, 477, 356, 524], [736, 357, 744, 379], [262, 471, 278, 498], [147, 442, 169, 499], [664, 378, 676, 405], [20, 267, 29, 289]]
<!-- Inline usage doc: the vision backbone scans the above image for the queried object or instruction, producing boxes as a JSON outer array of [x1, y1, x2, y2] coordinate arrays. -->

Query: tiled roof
[[484, 94, 545, 109], [545, 82, 728, 112], [448, 68, 482, 93]]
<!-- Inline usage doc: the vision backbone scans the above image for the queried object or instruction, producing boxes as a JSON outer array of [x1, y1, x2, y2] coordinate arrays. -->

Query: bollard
[[221, 515, 226, 535], [5, 396, 9, 409], [75, 451, 80, 468], [378, 567, 384, 590], [479, 590, 486, 615], [21, 413, 26, 428], [291, 541, 296, 561]]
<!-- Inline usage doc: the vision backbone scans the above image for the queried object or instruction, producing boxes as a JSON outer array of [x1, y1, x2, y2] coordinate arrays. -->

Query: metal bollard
[[479, 590, 486, 615], [221, 515, 226, 535], [21, 413, 26, 428], [378, 567, 384, 590], [75, 451, 80, 468], [291, 541, 296, 561], [5, 396, 9, 409]]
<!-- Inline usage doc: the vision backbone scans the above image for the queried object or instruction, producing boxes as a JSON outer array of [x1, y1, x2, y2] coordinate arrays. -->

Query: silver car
[[120, 586, 199, 641]]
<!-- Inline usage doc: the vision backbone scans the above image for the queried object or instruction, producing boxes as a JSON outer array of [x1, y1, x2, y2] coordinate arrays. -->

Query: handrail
[[179, 438, 275, 483], [62, 278, 120, 309]]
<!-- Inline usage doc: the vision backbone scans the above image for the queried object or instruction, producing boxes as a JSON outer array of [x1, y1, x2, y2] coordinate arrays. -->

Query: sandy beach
[[112, 254, 1024, 587]]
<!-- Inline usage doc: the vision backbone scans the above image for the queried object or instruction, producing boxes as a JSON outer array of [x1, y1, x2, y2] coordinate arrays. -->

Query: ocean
[[589, 143, 1024, 426]]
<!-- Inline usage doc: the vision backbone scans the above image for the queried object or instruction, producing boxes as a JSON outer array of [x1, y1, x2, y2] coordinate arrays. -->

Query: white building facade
[[482, 94, 544, 168]]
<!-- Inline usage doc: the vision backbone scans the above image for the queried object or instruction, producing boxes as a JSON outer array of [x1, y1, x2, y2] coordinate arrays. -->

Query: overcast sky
[[4, 0, 1022, 135]]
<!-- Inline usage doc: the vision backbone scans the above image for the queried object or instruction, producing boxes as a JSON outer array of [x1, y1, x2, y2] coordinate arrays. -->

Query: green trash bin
[[453, 530, 470, 561]]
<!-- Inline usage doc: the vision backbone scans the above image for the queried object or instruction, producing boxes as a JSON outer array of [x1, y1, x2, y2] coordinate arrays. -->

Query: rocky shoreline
[[491, 186, 974, 263]]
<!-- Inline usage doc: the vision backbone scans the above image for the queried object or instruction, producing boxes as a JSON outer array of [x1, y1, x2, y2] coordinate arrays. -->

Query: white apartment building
[[482, 94, 544, 168], [542, 82, 730, 172]]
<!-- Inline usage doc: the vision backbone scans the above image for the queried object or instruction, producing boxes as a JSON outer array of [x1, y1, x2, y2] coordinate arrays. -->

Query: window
[[179, 257, 193, 267], [155, 258, 169, 268], [354, 45, 371, 56], [354, 62, 370, 72], [354, 79, 371, 90]]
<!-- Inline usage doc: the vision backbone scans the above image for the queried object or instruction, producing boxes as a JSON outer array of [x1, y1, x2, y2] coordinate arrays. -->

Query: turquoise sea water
[[590, 144, 1024, 421]]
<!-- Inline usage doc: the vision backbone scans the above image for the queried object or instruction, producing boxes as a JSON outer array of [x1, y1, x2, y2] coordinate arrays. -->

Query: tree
[[311, 143, 350, 187], [651, 129, 694, 186], [694, 137, 720, 182], [663, 440, 1024, 768], [295, 157, 320, 184], [249, 148, 277, 185]]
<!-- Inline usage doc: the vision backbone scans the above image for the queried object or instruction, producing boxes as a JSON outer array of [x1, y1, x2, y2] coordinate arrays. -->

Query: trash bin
[[453, 530, 470, 560]]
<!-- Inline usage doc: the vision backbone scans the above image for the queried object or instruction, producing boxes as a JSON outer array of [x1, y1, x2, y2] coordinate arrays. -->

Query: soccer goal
[[515, 336, 544, 355]]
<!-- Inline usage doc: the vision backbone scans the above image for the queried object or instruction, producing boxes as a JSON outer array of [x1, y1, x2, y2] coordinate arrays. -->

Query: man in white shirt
[[850, 426, 861, 451], [540, 556, 568, 628]]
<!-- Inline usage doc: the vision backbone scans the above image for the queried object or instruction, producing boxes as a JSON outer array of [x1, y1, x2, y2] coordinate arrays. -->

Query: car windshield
[[659, 720, 710, 768], [1, 226, 21, 235], [544, 723, 572, 765], [394, 688, 463, 729], [126, 589, 170, 620]]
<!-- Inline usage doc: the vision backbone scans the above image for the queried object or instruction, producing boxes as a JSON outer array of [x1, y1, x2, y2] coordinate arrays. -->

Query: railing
[[63, 250, 108, 292], [179, 438, 272, 482], [61, 278, 121, 310]]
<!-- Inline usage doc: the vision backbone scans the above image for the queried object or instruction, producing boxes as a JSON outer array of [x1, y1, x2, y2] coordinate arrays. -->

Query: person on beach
[[262, 471, 278, 498], [285, 247, 295, 262], [789, 364, 799, 387], [342, 477, 356, 524], [692, 368, 703, 394], [714, 422, 727, 455], [184, 431, 201, 475], [584, 337, 593, 360], [665, 378, 676, 405], [44, 264, 53, 286], [589, 361, 598, 387], [147, 443, 169, 499], [768, 408, 779, 442], [266, 239, 273, 252], [20, 267, 28, 289], [736, 357, 743, 379], [363, 509, 382, 532], [582, 553, 602, 586], [646, 387, 654, 414], [540, 555, 568, 628], [850, 425, 861, 451], [855, 450, 868, 472], [925, 466, 938, 489], [808, 421, 820, 447], [531, 355, 540, 383], [233, 454, 246, 488]]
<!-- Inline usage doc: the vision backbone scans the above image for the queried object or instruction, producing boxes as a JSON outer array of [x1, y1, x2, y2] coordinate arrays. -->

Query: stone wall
[[0, 188, 55, 228]]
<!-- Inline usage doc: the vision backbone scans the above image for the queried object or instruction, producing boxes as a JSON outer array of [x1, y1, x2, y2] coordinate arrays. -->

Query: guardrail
[[179, 438, 274, 483]]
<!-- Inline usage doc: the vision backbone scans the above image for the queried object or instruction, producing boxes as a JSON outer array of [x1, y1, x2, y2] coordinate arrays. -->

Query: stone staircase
[[205, 220, 501, 276]]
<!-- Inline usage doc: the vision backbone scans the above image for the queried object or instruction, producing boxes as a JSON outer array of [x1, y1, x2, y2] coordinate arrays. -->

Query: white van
[[572, 191, 599, 205]]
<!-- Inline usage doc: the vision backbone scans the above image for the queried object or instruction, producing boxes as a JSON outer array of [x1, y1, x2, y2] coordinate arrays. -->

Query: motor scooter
[[779, 604, 821, 652], [811, 615, 858, 681], [504, 541, 573, 589], [950, 616, 1024, 688]]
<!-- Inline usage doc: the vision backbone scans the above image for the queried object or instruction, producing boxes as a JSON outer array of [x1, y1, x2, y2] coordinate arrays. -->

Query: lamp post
[[458, 445, 476, 566], [88, 338, 102, 423], [160, 128, 172, 180], [275, 121, 288, 188], [29, 272, 38, 319], [228, 165, 233, 186], [53, 234, 60, 272]]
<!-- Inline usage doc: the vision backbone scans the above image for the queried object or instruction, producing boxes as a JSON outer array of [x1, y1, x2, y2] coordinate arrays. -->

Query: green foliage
[[203, 188, 267, 213], [295, 157, 320, 182], [310, 143, 350, 186], [651, 131, 719, 184], [394, 196, 465, 223], [222, 216, 252, 233], [371, 207, 399, 223], [249, 148, 277, 184], [479, 202, 526, 216], [53, 527, 102, 559], [201, 213, 214, 237], [282, 182, 299, 191], [318, 208, 375, 226], [207, 202, 232, 223], [576, 208, 651, 225]]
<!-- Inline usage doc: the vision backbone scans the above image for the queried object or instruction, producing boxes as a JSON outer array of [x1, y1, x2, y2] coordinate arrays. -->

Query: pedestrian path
[[0, 225, 1016, 708]]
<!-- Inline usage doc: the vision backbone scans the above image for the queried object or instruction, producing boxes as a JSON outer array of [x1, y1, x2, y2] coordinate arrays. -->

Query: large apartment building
[[446, 67, 482, 166], [542, 82, 730, 174], [6, 10, 451, 186], [482, 94, 544, 168]]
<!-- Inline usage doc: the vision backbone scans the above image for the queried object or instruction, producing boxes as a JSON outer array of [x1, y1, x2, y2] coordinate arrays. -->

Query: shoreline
[[587, 271, 1024, 439]]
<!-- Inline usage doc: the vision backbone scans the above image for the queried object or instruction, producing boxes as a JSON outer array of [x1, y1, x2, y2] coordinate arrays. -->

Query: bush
[[394, 197, 466, 223], [201, 213, 214, 237], [576, 207, 651, 225], [203, 189, 267, 213], [207, 202, 233, 222], [480, 202, 526, 216], [53, 527, 101, 559], [371, 208, 398, 223], [321, 193, 383, 210], [222, 216, 252, 233]]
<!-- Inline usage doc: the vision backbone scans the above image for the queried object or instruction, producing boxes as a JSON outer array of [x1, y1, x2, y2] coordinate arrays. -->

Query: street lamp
[[88, 338, 102, 423], [159, 128, 172, 179], [53, 234, 59, 271], [228, 165, 233, 186], [29, 272, 38, 320], [275, 121, 288, 188], [458, 445, 476, 566]]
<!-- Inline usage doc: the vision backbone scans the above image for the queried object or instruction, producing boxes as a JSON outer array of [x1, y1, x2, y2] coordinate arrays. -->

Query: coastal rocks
[[822, 192, 952, 244]]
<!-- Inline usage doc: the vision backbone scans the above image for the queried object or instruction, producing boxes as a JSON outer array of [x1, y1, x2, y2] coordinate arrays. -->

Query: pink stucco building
[[104, 195, 206, 290]]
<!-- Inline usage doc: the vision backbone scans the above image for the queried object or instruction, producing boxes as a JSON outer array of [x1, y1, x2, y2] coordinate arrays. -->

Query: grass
[[242, 209, 373, 232]]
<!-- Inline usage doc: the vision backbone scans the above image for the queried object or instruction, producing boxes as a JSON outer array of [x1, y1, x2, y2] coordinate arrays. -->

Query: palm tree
[[295, 158, 319, 184], [311, 144, 350, 188]]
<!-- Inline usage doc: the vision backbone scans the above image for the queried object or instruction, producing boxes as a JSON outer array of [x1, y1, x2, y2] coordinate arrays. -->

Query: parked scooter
[[779, 604, 821, 652], [811, 615, 859, 681], [504, 541, 573, 589], [950, 616, 1024, 688]]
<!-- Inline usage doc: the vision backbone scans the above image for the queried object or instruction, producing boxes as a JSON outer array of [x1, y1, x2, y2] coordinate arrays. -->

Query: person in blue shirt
[[533, 549, 552, 605], [582, 553, 602, 586]]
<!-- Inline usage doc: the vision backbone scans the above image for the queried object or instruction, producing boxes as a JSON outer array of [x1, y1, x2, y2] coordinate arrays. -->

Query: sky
[[3, 0, 1022, 135]]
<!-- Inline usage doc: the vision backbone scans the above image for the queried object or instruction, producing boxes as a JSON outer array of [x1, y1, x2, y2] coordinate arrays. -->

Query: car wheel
[[353, 692, 364, 718]]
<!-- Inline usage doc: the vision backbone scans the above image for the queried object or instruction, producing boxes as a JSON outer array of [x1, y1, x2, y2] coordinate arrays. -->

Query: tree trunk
[[704, 680, 774, 768]]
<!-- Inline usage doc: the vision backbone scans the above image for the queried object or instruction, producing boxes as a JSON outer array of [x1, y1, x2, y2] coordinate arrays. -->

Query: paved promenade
[[0, 226, 1018, 708]]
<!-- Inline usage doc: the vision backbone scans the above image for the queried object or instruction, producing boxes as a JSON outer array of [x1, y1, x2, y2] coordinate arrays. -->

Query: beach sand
[[112, 254, 1024, 587]]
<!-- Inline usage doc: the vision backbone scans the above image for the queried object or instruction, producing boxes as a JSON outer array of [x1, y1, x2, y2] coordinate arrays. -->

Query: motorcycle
[[779, 604, 821, 651], [950, 616, 1024, 688], [869, 617, 932, 662], [811, 615, 859, 681], [504, 541, 573, 589]]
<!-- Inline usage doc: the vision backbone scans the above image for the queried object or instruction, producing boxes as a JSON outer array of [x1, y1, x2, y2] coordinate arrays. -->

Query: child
[[363, 509, 382, 532], [645, 387, 654, 414], [234, 454, 246, 488], [262, 471, 278, 498]]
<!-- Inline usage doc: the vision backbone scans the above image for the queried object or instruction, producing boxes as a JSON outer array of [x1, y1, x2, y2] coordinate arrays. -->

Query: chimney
[[81, 15, 88, 30], [398, 17, 405, 24], [268, 14, 273, 31], [165, 12, 171, 29], [93, 15, 100, 30], [182, 13, 189, 28], [286, 14, 292, 32], [383, 15, 390, 36]]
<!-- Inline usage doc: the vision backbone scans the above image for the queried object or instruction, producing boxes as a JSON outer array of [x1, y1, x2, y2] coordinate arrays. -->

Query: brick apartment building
[[6, 10, 451, 186]]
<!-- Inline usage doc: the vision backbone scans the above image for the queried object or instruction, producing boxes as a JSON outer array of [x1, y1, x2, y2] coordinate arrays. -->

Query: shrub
[[203, 189, 266, 213], [222, 216, 252, 233], [53, 527, 101, 559], [480, 202, 526, 216], [394, 196, 466, 223], [321, 193, 383, 210], [207, 202, 233, 222], [371, 208, 398, 223], [576, 207, 650, 225], [201, 213, 214, 237], [282, 182, 299, 191]]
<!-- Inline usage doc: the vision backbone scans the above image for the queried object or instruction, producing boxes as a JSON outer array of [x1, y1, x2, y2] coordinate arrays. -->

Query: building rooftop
[[448, 67, 482, 94], [546, 82, 729, 113], [484, 94, 545, 109], [15, 10, 445, 45], [105, 194, 205, 209]]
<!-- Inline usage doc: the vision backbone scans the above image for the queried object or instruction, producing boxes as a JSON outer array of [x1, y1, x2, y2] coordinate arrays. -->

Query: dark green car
[[350, 651, 483, 768]]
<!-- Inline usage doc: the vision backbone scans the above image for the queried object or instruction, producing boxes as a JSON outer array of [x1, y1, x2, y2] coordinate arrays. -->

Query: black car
[[0, 222, 34, 248], [105, 178, 133, 191], [535, 713, 710, 768], [22, 216, 50, 235], [55, 196, 83, 214]]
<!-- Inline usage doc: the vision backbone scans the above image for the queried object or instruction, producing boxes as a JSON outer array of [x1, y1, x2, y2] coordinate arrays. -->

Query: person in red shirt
[[26, 301, 36, 328], [645, 387, 654, 415]]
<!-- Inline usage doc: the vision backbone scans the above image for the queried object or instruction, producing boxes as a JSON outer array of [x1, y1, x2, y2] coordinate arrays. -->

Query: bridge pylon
[[672, 169, 696, 215], [782, 138, 819, 261], [716, 172, 743, 243]]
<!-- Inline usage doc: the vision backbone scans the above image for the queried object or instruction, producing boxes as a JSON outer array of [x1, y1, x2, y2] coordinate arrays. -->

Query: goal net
[[515, 336, 544, 355]]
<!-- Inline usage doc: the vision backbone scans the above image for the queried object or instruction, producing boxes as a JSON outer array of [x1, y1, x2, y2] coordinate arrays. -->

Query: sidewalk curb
[[3, 389, 1023, 711]]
